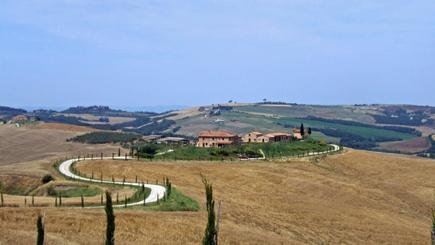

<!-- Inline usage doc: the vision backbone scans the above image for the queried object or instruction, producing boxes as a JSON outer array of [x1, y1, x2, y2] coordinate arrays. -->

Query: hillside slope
[[1, 150, 434, 244]]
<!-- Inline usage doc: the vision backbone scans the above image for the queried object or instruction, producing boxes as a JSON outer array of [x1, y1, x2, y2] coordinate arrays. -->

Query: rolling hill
[[1, 103, 434, 155]]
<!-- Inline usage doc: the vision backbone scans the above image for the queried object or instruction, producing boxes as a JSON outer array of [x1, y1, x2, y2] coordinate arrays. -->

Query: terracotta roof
[[264, 132, 292, 137], [198, 130, 237, 137]]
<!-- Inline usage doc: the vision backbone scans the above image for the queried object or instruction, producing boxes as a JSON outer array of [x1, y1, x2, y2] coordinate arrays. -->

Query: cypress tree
[[141, 182, 145, 193], [135, 175, 137, 183], [36, 214, 45, 245], [105, 191, 115, 245], [55, 196, 58, 207], [101, 193, 104, 205], [59, 193, 62, 206], [122, 176, 125, 186], [1, 191, 4, 207], [202, 175, 217, 245], [101, 152, 103, 160], [300, 123, 305, 136], [124, 195, 127, 208], [112, 153, 115, 160], [116, 193, 119, 204], [24, 196, 27, 206], [112, 176, 115, 184], [118, 148, 121, 157], [32, 195, 35, 206], [308, 127, 312, 135], [100, 172, 103, 183]]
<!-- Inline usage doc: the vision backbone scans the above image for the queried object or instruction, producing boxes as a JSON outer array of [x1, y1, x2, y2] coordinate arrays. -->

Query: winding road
[[58, 157, 166, 208], [57, 144, 340, 207]]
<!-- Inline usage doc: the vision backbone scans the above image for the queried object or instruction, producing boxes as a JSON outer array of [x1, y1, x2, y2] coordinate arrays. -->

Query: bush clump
[[41, 174, 54, 184]]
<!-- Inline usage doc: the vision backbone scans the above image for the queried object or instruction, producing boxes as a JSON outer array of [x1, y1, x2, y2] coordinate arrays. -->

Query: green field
[[276, 117, 415, 140], [48, 186, 102, 197], [235, 104, 375, 124], [219, 110, 415, 141], [129, 188, 199, 212]]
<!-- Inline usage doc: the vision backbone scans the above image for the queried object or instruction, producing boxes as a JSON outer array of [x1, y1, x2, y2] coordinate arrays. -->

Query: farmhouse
[[196, 130, 240, 148], [11, 115, 28, 123], [242, 131, 263, 143], [256, 132, 292, 143]]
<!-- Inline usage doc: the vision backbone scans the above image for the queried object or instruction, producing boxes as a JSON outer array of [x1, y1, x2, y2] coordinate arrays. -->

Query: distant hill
[[61, 105, 157, 117], [162, 102, 435, 155], [0, 106, 27, 119]]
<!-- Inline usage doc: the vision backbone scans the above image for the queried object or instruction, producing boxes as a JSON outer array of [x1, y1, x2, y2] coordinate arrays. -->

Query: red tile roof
[[264, 132, 292, 137]]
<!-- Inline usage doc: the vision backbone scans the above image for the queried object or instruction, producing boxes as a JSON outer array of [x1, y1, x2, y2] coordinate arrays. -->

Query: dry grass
[[1, 181, 136, 207], [378, 137, 431, 153], [0, 124, 122, 169], [0, 124, 126, 203], [31, 122, 101, 132], [2, 150, 435, 244]]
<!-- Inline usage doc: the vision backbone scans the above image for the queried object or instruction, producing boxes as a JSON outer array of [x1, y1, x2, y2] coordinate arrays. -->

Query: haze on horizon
[[1, 1, 434, 108]]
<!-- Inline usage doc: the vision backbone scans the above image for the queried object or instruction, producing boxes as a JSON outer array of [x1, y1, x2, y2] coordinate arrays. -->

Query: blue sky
[[1, 0, 434, 109]]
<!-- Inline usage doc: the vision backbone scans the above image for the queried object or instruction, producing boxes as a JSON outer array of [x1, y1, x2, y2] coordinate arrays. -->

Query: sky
[[1, 0, 435, 109]]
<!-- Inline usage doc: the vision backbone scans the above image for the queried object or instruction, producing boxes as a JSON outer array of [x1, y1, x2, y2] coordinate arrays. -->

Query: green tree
[[36, 214, 44, 245], [300, 123, 305, 136], [105, 191, 115, 245], [41, 174, 54, 184], [308, 127, 312, 135], [201, 175, 217, 245], [118, 148, 121, 157]]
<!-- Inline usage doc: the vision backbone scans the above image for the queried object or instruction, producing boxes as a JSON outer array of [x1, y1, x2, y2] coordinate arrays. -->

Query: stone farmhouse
[[196, 128, 306, 148], [242, 132, 293, 143], [196, 130, 241, 148]]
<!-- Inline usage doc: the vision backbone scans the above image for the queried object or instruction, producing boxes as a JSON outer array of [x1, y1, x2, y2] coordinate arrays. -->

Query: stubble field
[[1, 149, 434, 244]]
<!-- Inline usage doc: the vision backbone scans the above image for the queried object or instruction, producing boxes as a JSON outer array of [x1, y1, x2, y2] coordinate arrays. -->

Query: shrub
[[41, 174, 54, 184]]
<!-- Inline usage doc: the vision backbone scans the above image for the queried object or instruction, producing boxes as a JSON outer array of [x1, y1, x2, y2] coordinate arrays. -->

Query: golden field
[[1, 149, 435, 244], [0, 124, 124, 185]]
